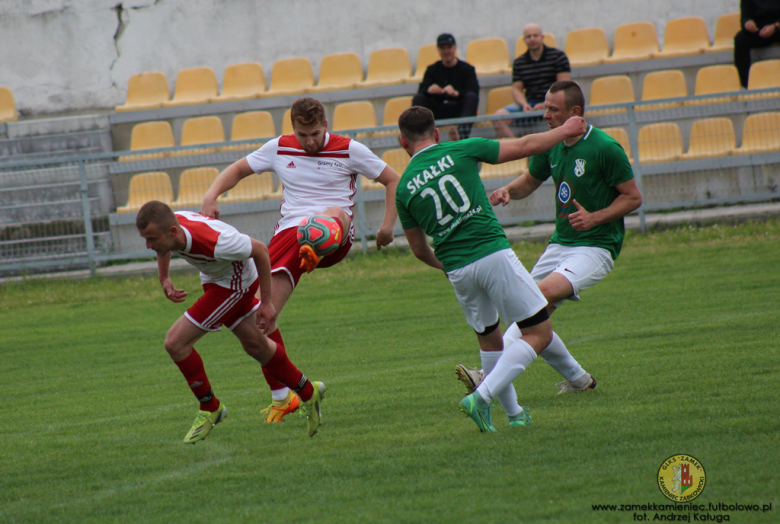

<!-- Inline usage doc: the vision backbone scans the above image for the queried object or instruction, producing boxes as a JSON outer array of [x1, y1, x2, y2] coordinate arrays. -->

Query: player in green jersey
[[457, 80, 642, 397], [395, 106, 586, 431]]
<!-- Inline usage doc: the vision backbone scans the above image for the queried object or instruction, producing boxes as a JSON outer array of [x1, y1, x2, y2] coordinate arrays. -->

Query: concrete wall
[[2, 0, 739, 116]]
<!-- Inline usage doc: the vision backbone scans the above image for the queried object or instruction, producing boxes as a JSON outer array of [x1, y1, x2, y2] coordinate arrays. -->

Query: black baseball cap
[[437, 33, 456, 46]]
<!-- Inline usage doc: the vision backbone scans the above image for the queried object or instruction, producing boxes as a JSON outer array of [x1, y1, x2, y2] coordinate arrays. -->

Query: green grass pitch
[[1, 220, 779, 523]]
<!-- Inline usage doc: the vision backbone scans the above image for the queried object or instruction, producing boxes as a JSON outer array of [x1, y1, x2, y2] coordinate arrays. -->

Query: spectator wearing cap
[[734, 0, 780, 88], [412, 33, 480, 139], [493, 23, 571, 138]]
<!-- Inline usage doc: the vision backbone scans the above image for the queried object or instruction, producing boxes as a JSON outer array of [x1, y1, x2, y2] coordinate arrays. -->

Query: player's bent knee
[[516, 309, 553, 352]]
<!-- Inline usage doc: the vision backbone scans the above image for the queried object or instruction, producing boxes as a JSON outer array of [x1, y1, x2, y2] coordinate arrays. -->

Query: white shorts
[[530, 244, 614, 307], [447, 248, 548, 333]]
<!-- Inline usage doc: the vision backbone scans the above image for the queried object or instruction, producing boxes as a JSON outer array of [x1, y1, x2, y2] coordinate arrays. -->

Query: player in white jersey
[[201, 98, 400, 422], [136, 201, 327, 441]]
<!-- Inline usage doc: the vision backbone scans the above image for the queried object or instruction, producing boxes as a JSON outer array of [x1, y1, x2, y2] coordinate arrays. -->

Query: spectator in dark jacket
[[413, 33, 480, 139], [734, 0, 780, 87]]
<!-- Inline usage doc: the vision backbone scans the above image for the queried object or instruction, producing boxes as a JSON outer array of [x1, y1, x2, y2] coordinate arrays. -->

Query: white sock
[[480, 350, 523, 417], [271, 387, 290, 401], [477, 339, 537, 404], [540, 332, 586, 382]]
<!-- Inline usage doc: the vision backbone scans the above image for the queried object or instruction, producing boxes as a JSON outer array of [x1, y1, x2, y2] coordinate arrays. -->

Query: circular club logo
[[557, 181, 572, 204], [658, 454, 706, 502]]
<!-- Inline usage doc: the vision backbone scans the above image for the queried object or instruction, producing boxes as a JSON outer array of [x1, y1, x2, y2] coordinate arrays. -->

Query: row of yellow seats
[[115, 13, 743, 113], [605, 113, 780, 164], [116, 169, 281, 214], [116, 51, 423, 113], [584, 60, 780, 114], [477, 60, 779, 122], [0, 87, 17, 124], [119, 96, 415, 159], [562, 13, 741, 67]]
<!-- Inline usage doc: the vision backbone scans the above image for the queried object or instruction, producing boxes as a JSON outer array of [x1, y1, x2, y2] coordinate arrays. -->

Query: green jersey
[[529, 125, 634, 259], [396, 138, 509, 272]]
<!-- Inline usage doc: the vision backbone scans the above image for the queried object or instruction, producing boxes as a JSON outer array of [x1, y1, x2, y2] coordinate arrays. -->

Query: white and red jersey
[[174, 211, 258, 291], [246, 133, 387, 234]]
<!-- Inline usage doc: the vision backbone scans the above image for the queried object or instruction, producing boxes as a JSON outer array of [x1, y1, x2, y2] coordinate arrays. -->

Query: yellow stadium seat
[[486, 86, 515, 114], [602, 127, 633, 163], [638, 70, 687, 111], [116, 172, 174, 213], [705, 13, 740, 53], [515, 33, 559, 57], [308, 53, 364, 93], [638, 123, 683, 163], [734, 113, 780, 154], [681, 118, 736, 160], [221, 172, 280, 203], [467, 38, 511, 76], [264, 57, 315, 97], [360, 48, 412, 88], [653, 17, 710, 58], [383, 96, 413, 126], [382, 148, 410, 176], [173, 167, 220, 209], [115, 72, 170, 112], [163, 67, 219, 108], [0, 87, 18, 123], [173, 116, 225, 156], [332, 101, 377, 133], [282, 109, 294, 135], [408, 44, 440, 83], [604, 22, 659, 64], [231, 111, 275, 140], [564, 28, 610, 67], [119, 121, 175, 162], [220, 111, 275, 152], [373, 97, 412, 138], [588, 75, 635, 115], [481, 140, 528, 179], [211, 63, 266, 103], [741, 59, 780, 100], [687, 65, 741, 105]]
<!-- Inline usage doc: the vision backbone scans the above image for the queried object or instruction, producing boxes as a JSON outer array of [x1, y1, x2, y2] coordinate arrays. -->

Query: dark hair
[[136, 200, 177, 230], [548, 80, 586, 114], [398, 106, 436, 143], [290, 97, 326, 128]]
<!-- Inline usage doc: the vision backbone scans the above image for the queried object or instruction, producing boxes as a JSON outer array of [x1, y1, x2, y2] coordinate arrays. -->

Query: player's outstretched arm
[[375, 165, 400, 250], [404, 227, 444, 271], [201, 158, 255, 219], [249, 238, 277, 335], [568, 179, 643, 231], [489, 173, 544, 206], [495, 116, 586, 164], [157, 252, 188, 303]]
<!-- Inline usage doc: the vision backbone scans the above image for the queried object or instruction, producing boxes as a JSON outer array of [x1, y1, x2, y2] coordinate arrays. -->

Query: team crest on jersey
[[557, 181, 572, 204], [574, 159, 586, 177]]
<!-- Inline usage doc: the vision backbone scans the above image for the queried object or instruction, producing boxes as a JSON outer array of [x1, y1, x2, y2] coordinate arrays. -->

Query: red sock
[[174, 349, 220, 412], [264, 329, 314, 401], [262, 330, 287, 391]]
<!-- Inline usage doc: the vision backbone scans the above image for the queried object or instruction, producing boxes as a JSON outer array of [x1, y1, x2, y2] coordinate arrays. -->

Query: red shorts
[[269, 222, 353, 288], [185, 278, 260, 332]]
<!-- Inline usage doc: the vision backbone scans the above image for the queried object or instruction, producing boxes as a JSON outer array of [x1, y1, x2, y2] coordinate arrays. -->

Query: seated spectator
[[494, 24, 571, 138], [413, 33, 479, 139], [734, 0, 780, 88]]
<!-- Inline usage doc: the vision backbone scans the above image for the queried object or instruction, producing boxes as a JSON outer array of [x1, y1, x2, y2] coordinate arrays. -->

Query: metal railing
[[1, 87, 779, 277]]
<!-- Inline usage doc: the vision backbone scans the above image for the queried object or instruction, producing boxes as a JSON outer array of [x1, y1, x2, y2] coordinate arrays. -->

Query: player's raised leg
[[298, 206, 350, 273], [165, 316, 228, 444]]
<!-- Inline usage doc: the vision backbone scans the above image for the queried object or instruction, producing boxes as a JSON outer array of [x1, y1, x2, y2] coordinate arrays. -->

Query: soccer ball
[[297, 214, 341, 257]]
